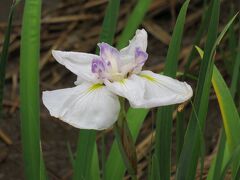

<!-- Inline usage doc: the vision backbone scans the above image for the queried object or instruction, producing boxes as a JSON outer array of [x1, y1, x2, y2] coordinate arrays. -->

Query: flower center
[[91, 46, 148, 82]]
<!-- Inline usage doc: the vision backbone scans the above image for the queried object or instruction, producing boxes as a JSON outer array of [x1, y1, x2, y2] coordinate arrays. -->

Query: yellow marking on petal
[[140, 74, 157, 82], [118, 79, 126, 84], [88, 84, 104, 92]]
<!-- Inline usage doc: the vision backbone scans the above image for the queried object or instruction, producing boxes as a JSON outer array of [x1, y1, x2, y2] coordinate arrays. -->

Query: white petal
[[42, 83, 120, 130], [134, 71, 193, 108], [120, 29, 148, 57], [104, 74, 145, 106], [98, 43, 120, 73], [52, 50, 99, 83]]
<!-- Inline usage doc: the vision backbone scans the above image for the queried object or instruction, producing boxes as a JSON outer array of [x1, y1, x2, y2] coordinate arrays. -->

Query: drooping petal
[[104, 74, 145, 106], [133, 71, 193, 108], [52, 50, 99, 83], [42, 83, 120, 130], [98, 43, 120, 73], [120, 29, 148, 57]]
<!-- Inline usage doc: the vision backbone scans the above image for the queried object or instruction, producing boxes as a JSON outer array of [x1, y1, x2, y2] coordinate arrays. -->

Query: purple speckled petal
[[98, 42, 120, 73], [131, 47, 148, 74], [91, 58, 106, 79], [135, 47, 148, 65]]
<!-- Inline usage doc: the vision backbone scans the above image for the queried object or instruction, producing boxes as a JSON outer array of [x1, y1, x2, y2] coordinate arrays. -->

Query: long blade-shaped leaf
[[176, 0, 220, 178], [20, 0, 47, 179], [73, 1, 120, 180], [207, 63, 240, 179], [0, 0, 19, 119], [212, 65, 240, 177], [154, 1, 190, 180], [73, 130, 97, 180], [195, 30, 240, 178], [230, 42, 240, 97], [117, 0, 152, 49], [183, 0, 212, 76]]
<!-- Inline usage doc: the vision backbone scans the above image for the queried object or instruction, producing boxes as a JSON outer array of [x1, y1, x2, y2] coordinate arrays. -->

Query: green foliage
[[154, 1, 190, 180], [117, 0, 152, 49], [20, 0, 47, 179], [73, 130, 97, 180], [176, 0, 220, 178], [0, 0, 19, 119]]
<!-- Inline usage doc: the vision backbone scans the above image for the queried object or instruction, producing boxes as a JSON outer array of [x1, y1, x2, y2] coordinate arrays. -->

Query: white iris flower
[[42, 29, 193, 130]]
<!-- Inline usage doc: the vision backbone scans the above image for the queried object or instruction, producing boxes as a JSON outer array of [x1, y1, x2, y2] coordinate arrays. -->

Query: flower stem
[[114, 98, 137, 179]]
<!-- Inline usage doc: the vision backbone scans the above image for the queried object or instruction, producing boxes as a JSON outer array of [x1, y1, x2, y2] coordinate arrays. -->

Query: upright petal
[[133, 71, 193, 108], [98, 43, 120, 73], [42, 83, 120, 130], [120, 29, 148, 56], [132, 47, 148, 74], [52, 50, 99, 83], [104, 74, 145, 106]]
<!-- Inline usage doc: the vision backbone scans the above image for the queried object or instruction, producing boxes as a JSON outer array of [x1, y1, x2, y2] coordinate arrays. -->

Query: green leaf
[[176, 0, 220, 178], [212, 65, 240, 176], [117, 0, 152, 49], [154, 1, 190, 179], [148, 155, 161, 180], [225, 5, 237, 76], [176, 111, 185, 163], [195, 39, 240, 179], [98, 0, 120, 45], [0, 0, 19, 119], [230, 43, 240, 98], [73, 1, 120, 180], [207, 130, 227, 180], [20, 0, 47, 179], [184, 1, 213, 76], [73, 130, 97, 180]]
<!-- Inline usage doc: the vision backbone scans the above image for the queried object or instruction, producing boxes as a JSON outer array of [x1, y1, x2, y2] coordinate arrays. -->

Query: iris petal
[[42, 83, 120, 130], [52, 50, 99, 83], [134, 71, 193, 108], [120, 29, 148, 58], [104, 74, 145, 107], [98, 43, 120, 73]]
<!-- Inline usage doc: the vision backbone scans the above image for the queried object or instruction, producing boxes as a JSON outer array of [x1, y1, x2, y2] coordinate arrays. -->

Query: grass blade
[[73, 1, 120, 179], [230, 40, 240, 97], [20, 0, 47, 179], [225, 6, 237, 76], [98, 0, 120, 45], [0, 0, 20, 119], [154, 1, 190, 179], [207, 130, 227, 180], [184, 0, 212, 75], [176, 0, 220, 178], [73, 130, 97, 180], [148, 155, 161, 180], [195, 41, 240, 179], [176, 112, 185, 163], [117, 0, 152, 49], [212, 65, 240, 177]]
